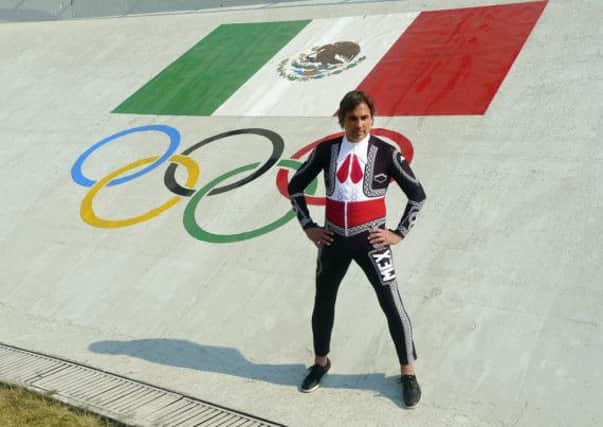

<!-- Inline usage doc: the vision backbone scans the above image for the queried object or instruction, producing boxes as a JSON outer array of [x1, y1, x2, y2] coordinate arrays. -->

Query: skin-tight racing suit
[[287, 133, 426, 365]]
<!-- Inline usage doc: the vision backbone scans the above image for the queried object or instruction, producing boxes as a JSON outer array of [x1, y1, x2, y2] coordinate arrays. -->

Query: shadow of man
[[89, 339, 402, 405]]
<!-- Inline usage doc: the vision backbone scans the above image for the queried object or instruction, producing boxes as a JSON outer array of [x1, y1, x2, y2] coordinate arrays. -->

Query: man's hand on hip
[[368, 228, 403, 248], [305, 227, 335, 247]]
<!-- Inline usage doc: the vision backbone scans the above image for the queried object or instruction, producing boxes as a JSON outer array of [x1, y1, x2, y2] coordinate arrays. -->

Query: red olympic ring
[[275, 128, 414, 206]]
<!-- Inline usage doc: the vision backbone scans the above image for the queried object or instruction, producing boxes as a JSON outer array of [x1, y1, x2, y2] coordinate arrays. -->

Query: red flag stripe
[[356, 1, 548, 116]]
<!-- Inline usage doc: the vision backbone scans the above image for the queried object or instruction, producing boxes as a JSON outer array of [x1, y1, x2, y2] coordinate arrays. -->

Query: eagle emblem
[[278, 41, 366, 81]]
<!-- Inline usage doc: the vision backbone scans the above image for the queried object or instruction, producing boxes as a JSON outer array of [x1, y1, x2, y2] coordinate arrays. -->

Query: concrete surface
[[0, 0, 399, 22], [0, 0, 310, 22], [0, 0, 602, 426]]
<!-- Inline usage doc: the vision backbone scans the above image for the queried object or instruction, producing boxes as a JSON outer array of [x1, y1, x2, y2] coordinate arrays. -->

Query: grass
[[0, 382, 124, 427]]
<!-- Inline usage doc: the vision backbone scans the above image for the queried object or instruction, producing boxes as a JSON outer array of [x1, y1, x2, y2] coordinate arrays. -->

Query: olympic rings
[[183, 159, 316, 243], [81, 154, 199, 228], [72, 124, 181, 187], [72, 125, 414, 243], [164, 128, 284, 197]]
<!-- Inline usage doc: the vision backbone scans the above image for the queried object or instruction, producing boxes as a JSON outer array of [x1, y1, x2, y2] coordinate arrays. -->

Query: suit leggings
[[312, 231, 417, 365]]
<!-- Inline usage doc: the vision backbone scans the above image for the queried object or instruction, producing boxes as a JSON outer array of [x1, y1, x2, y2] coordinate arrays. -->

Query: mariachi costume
[[288, 133, 426, 365]]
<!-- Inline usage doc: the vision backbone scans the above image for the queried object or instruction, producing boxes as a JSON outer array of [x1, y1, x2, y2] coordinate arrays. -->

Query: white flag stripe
[[214, 13, 419, 117]]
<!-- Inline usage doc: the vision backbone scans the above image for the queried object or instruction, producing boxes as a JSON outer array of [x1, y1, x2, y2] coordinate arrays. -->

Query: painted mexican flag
[[113, 1, 547, 117]]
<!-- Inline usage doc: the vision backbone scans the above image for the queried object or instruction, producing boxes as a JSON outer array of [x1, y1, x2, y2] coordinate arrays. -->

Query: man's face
[[343, 102, 373, 142]]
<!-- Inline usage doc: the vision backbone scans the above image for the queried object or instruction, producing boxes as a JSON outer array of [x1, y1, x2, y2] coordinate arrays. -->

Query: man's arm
[[287, 147, 323, 230], [389, 150, 427, 238]]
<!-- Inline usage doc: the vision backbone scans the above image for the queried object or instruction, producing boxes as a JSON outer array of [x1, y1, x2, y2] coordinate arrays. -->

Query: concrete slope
[[0, 1, 601, 426], [0, 0, 307, 22]]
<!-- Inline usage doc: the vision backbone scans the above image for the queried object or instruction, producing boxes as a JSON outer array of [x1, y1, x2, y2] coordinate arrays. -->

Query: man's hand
[[368, 228, 403, 248], [305, 227, 335, 247]]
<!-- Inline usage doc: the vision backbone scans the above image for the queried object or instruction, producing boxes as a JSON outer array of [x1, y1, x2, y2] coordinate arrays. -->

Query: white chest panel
[[331, 137, 373, 202]]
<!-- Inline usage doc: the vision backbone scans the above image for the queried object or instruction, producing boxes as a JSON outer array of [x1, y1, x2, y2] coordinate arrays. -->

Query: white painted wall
[[0, 1, 601, 426]]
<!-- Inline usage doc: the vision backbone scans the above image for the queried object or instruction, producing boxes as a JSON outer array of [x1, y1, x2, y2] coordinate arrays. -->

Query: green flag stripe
[[113, 20, 310, 116]]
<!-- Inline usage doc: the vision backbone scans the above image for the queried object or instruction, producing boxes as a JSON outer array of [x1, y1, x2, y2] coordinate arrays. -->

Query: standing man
[[287, 90, 426, 408]]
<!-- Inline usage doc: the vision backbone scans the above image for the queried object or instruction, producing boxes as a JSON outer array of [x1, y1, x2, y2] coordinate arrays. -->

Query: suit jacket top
[[287, 134, 426, 237]]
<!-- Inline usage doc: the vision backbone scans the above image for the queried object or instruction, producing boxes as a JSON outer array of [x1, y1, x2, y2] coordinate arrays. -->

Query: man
[[287, 90, 426, 408]]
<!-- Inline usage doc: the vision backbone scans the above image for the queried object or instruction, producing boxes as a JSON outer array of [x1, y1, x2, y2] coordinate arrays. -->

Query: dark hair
[[338, 90, 375, 127]]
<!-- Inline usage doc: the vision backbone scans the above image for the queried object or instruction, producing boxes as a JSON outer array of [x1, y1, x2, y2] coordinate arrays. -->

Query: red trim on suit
[[326, 198, 386, 228]]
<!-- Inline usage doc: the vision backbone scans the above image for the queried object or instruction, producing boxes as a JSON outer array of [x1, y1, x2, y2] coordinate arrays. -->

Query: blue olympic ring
[[71, 124, 180, 187]]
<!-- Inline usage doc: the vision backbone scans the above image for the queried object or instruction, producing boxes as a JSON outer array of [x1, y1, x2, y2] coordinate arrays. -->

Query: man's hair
[[338, 90, 375, 127]]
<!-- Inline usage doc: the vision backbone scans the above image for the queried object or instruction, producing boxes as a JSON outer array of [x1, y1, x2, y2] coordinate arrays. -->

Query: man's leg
[[312, 237, 352, 363], [354, 243, 416, 365], [353, 240, 421, 407], [301, 237, 352, 393]]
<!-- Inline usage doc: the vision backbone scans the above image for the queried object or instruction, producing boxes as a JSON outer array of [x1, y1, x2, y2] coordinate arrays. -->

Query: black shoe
[[400, 375, 421, 409], [301, 358, 331, 393]]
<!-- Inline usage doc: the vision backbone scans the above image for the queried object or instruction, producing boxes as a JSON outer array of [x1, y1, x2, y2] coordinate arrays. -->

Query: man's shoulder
[[369, 135, 398, 153], [312, 135, 343, 156], [317, 135, 343, 148]]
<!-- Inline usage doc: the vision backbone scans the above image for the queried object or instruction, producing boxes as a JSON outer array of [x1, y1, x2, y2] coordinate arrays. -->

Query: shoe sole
[[300, 384, 320, 393]]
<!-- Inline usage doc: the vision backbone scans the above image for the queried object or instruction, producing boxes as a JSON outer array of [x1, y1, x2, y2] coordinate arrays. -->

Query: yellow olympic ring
[[81, 155, 199, 228]]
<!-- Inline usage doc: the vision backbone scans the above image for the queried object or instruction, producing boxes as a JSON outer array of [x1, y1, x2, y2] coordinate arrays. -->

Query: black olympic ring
[[164, 128, 284, 197]]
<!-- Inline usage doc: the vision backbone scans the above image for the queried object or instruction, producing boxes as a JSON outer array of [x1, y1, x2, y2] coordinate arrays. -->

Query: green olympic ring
[[183, 159, 317, 243]]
